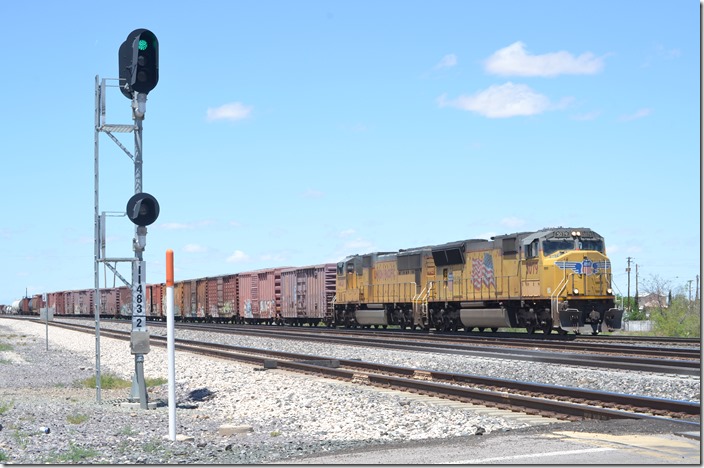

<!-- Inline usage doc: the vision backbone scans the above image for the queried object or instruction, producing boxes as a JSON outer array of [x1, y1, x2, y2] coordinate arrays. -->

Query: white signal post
[[166, 249, 177, 441]]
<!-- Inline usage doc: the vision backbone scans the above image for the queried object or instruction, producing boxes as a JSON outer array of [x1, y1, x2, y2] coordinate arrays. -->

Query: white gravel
[[0, 318, 699, 464]]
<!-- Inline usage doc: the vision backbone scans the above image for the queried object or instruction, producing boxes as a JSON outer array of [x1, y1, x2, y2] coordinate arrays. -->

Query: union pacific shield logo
[[556, 259, 610, 276]]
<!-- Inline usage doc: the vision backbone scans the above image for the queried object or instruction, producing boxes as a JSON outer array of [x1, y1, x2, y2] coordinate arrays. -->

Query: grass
[[145, 377, 168, 387], [0, 401, 12, 415], [76, 373, 167, 389], [77, 373, 131, 390], [270, 431, 281, 437], [118, 425, 138, 436], [45, 442, 100, 463], [66, 413, 90, 425], [0, 449, 7, 462], [12, 430, 29, 450], [143, 440, 162, 453], [0, 343, 12, 352]]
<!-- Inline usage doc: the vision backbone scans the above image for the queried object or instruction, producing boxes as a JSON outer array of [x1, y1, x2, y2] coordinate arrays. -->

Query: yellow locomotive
[[334, 227, 623, 334]]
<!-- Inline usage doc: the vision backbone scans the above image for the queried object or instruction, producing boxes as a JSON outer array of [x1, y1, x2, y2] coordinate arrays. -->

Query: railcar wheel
[[526, 325, 536, 334], [477, 327, 485, 332], [491, 327, 498, 332], [542, 319, 553, 335]]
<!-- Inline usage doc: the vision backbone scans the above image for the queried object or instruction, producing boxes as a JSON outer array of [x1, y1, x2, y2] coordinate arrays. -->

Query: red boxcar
[[280, 264, 336, 326]]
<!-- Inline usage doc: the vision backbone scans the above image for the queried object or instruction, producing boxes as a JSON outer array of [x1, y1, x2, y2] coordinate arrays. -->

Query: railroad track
[[44, 321, 701, 425], [141, 321, 700, 375]]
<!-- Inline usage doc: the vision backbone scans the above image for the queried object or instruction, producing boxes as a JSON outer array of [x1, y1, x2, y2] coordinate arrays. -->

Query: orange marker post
[[166, 249, 174, 287], [165, 249, 176, 440]]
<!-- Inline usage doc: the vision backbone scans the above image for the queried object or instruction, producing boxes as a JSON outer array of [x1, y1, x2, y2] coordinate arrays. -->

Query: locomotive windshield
[[542, 239, 574, 256], [542, 238, 604, 256], [578, 239, 604, 252]]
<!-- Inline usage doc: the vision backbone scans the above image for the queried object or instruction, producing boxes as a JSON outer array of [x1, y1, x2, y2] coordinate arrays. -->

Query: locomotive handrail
[[365, 282, 418, 303], [550, 272, 571, 316]]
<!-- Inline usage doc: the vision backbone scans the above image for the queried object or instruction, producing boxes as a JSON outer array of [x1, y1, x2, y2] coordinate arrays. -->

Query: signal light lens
[[138, 39, 148, 51]]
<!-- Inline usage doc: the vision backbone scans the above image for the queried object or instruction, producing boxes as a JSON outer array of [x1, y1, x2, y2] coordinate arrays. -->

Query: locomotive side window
[[525, 239, 539, 259]]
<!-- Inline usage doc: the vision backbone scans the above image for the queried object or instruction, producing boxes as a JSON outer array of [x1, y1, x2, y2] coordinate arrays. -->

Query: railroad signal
[[126, 192, 160, 226], [118, 29, 159, 98]]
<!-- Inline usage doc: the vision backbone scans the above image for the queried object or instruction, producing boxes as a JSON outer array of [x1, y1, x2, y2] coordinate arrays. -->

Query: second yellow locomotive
[[334, 227, 623, 334]]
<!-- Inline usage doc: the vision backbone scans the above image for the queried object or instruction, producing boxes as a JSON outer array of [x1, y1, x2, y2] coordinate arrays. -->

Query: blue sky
[[0, 1, 700, 305]]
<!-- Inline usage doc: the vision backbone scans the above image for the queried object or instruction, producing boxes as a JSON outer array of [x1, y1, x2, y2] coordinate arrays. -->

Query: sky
[[0, 0, 700, 305]]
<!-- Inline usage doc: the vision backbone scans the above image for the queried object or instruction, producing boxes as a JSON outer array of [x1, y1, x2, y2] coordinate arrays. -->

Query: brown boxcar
[[222, 274, 238, 320], [237, 268, 284, 324], [174, 280, 197, 319], [193, 275, 239, 322], [117, 286, 132, 316], [48, 292, 65, 315], [99, 288, 119, 316], [280, 264, 336, 326], [147, 283, 164, 319]]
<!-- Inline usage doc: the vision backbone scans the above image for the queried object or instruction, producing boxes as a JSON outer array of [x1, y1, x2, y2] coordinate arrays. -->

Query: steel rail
[[45, 321, 701, 422]]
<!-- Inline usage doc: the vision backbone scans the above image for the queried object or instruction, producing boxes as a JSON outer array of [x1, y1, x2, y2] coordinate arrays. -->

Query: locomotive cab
[[526, 228, 623, 334]]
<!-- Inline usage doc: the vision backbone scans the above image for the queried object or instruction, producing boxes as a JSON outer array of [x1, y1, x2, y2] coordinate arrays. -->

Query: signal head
[[126, 192, 160, 226]]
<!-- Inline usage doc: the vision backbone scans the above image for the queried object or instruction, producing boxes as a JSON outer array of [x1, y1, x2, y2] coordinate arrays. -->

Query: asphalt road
[[279, 418, 700, 464]]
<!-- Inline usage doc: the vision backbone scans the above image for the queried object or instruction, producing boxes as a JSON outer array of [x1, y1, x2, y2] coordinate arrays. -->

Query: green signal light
[[138, 39, 148, 51]]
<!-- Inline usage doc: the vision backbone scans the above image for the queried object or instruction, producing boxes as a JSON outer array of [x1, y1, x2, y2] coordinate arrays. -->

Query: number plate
[[132, 260, 147, 332]]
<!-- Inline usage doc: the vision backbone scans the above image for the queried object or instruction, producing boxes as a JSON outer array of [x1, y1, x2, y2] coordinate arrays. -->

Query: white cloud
[[485, 41, 604, 77], [619, 108, 652, 122], [434, 53, 457, 69], [206, 102, 253, 122], [338, 229, 356, 238], [226, 250, 250, 263], [183, 244, 206, 253], [437, 82, 553, 118]]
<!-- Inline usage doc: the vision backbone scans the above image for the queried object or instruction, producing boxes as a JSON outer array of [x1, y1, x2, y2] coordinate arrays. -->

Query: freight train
[[3, 227, 623, 335]]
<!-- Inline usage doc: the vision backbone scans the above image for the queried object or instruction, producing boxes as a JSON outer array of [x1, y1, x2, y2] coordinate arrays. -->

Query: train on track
[[2, 227, 623, 335]]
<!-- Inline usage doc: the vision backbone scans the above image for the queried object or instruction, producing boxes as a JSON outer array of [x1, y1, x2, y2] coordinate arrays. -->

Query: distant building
[[638, 293, 668, 316]]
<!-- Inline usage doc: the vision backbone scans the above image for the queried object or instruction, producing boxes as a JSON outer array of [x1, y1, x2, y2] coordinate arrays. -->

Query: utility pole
[[634, 264, 639, 313], [687, 280, 693, 302], [696, 275, 700, 302], [626, 257, 633, 314]]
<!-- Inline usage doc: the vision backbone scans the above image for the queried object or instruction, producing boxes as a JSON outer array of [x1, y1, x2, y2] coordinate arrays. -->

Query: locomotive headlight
[[573, 288, 579, 295], [607, 288, 613, 295]]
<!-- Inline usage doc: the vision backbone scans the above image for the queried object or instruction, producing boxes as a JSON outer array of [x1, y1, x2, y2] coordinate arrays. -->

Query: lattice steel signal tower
[[93, 29, 160, 408]]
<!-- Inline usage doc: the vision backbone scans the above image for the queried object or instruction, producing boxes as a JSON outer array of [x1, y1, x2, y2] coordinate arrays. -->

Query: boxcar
[[237, 268, 284, 324], [280, 264, 336, 326]]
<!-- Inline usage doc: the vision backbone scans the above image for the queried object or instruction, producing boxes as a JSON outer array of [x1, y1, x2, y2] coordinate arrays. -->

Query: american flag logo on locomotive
[[555, 259, 611, 276], [471, 253, 496, 288]]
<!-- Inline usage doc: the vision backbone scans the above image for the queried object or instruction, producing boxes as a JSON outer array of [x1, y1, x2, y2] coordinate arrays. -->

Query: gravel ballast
[[0, 319, 699, 464]]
